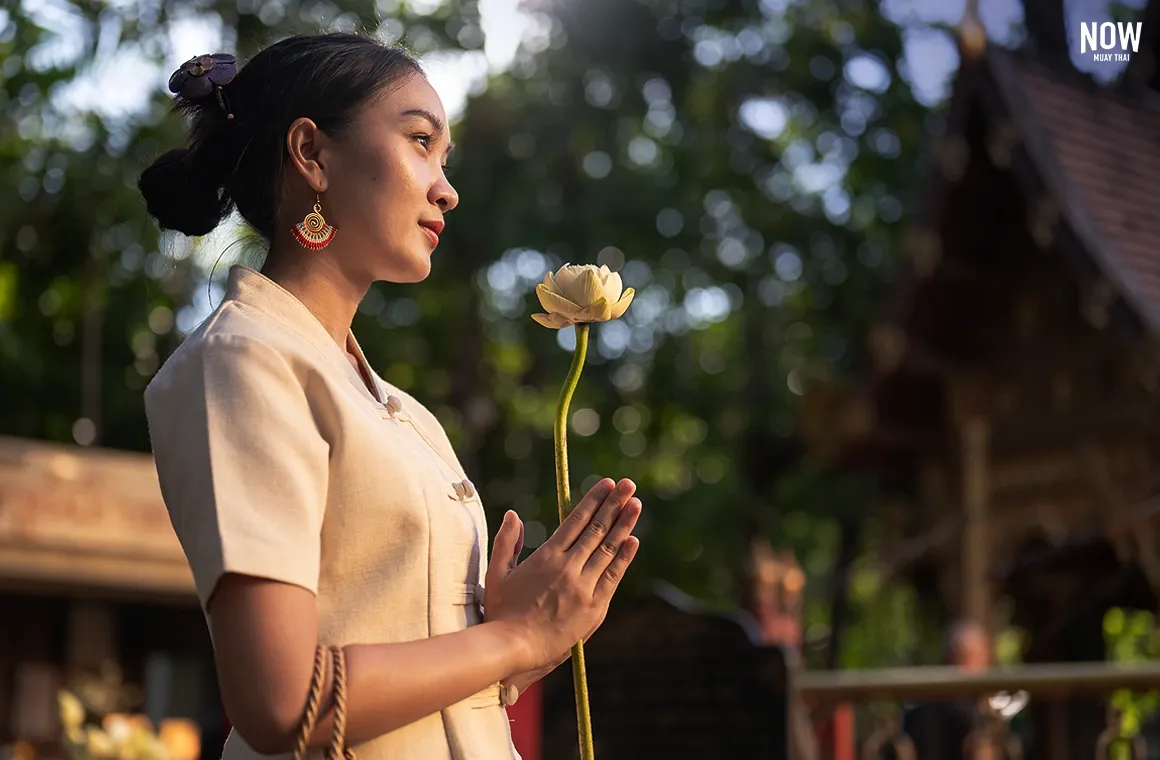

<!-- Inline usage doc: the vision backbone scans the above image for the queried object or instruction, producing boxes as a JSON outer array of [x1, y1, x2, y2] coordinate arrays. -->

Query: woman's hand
[[483, 478, 642, 674], [488, 512, 575, 695]]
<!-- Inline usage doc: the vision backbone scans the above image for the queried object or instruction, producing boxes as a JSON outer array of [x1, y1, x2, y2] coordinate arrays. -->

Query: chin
[[398, 254, 433, 283], [375, 249, 432, 284]]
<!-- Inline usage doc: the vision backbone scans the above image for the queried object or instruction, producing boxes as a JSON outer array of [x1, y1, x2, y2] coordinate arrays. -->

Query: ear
[[285, 117, 330, 193]]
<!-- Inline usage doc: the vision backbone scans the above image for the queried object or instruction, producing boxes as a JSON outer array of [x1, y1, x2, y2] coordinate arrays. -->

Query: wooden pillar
[[10, 597, 61, 752], [0, 596, 15, 744], [67, 602, 116, 674], [961, 416, 991, 628]]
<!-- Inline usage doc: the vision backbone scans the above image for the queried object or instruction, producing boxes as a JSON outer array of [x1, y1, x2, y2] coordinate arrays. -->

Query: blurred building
[[802, 0, 1160, 754], [0, 436, 223, 760]]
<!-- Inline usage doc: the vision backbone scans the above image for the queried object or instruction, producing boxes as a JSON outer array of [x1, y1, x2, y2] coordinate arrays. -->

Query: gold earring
[[292, 194, 337, 250]]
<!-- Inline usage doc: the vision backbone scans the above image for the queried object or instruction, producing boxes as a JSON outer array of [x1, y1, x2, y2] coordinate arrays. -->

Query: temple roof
[[800, 40, 1160, 473], [991, 49, 1160, 334]]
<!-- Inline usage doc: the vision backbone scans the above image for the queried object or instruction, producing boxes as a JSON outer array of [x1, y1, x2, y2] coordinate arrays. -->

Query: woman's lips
[[419, 220, 443, 249], [420, 225, 439, 248]]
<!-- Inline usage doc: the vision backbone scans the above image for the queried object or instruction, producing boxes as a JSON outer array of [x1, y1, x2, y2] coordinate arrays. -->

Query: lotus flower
[[532, 264, 635, 329], [528, 262, 637, 760], [84, 726, 117, 758], [59, 691, 86, 731], [987, 690, 1030, 719]]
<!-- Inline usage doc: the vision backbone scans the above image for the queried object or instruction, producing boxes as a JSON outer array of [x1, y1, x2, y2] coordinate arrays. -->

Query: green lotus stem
[[553, 322, 594, 760]]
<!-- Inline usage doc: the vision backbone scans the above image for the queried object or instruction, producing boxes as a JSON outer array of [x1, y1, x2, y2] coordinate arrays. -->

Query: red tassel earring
[[292, 194, 337, 250]]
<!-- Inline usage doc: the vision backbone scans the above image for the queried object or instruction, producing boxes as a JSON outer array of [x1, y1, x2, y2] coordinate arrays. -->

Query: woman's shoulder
[[145, 301, 321, 407]]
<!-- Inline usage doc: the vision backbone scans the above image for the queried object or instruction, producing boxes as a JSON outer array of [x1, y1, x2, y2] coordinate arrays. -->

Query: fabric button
[[450, 479, 477, 501], [501, 683, 519, 706], [380, 394, 410, 421], [377, 394, 405, 420]]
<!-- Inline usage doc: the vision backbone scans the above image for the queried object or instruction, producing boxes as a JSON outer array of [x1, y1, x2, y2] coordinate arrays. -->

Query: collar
[[223, 265, 384, 403]]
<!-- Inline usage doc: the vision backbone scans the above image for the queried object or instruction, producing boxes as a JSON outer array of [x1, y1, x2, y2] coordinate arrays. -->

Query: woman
[[138, 33, 643, 760]]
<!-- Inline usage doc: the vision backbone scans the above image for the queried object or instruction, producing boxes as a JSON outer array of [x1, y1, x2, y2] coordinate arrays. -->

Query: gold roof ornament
[[960, 0, 987, 60]]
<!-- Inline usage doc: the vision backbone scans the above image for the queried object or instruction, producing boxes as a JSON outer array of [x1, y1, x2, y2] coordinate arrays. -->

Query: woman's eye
[[414, 134, 432, 149]]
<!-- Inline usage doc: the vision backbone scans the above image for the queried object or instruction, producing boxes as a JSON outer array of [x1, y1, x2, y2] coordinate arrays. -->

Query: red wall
[[505, 680, 542, 760]]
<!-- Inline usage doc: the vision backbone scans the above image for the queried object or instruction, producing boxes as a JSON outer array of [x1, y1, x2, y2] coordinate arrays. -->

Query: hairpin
[[168, 53, 238, 120]]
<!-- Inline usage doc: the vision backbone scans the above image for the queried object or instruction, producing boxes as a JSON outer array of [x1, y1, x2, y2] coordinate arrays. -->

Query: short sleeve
[[144, 333, 329, 608]]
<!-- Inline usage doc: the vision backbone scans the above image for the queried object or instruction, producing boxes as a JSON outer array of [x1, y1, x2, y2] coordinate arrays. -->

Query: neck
[[261, 240, 368, 350]]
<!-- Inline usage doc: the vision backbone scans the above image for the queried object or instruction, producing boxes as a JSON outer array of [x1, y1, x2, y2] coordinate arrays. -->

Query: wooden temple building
[[801, 0, 1160, 755], [0, 434, 544, 760], [0, 436, 223, 760]]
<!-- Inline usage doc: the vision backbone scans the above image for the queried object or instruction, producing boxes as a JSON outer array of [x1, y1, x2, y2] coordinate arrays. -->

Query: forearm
[[301, 620, 526, 749]]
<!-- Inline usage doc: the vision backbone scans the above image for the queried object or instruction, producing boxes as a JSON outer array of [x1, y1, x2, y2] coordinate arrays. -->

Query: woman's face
[[325, 72, 458, 284]]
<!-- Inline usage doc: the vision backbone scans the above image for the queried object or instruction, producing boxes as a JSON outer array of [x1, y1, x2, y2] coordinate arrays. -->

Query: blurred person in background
[[902, 620, 992, 758], [140, 32, 643, 760]]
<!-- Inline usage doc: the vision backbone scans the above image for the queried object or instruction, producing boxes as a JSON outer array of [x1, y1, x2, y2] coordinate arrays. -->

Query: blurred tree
[[425, 0, 938, 667], [0, 0, 477, 449], [2, 0, 951, 668]]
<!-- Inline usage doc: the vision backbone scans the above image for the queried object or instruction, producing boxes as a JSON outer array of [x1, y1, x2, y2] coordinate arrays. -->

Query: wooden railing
[[792, 662, 1160, 759]]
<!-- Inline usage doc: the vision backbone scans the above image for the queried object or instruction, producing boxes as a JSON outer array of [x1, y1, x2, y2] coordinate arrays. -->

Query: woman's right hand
[[483, 478, 642, 674]]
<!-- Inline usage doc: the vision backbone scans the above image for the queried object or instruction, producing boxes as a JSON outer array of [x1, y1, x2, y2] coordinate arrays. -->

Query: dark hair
[[139, 33, 423, 239]]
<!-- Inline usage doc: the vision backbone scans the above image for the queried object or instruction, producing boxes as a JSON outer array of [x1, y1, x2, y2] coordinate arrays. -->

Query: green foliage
[[1105, 607, 1160, 735], [434, 0, 929, 620]]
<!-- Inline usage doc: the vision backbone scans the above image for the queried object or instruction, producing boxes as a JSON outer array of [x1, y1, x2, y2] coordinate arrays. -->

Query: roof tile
[[1007, 54, 1160, 329]]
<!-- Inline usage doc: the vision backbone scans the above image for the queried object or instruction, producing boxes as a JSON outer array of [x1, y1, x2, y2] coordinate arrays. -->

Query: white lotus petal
[[601, 270, 623, 303], [536, 283, 584, 317], [609, 288, 634, 319], [532, 312, 572, 329]]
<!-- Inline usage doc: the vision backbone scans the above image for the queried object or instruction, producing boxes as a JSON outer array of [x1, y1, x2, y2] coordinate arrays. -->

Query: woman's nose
[[432, 176, 459, 212]]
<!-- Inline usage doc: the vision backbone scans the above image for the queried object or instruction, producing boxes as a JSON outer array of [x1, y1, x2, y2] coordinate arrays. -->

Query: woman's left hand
[[489, 512, 572, 696]]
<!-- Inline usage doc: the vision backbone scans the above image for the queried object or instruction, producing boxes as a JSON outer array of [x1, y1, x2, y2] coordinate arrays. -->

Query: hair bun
[[138, 148, 230, 236]]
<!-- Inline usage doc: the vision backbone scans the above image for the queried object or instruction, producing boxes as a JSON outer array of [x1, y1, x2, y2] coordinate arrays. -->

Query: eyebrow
[[400, 108, 456, 156]]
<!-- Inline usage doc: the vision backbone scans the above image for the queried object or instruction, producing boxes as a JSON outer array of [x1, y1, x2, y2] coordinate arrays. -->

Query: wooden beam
[[989, 445, 1158, 498], [989, 404, 1160, 455], [990, 454, 1083, 493], [0, 436, 194, 600], [0, 543, 193, 600], [796, 662, 1160, 706]]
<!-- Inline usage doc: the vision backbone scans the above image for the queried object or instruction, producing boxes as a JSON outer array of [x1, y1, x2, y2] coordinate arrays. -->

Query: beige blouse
[[144, 265, 520, 760]]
